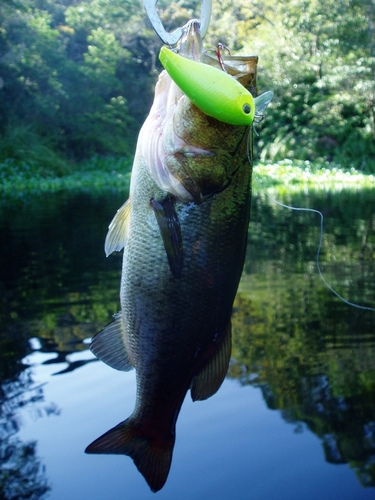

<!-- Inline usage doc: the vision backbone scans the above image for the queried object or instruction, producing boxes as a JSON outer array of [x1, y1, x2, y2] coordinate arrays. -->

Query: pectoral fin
[[190, 321, 232, 401], [151, 196, 183, 279], [105, 198, 131, 256], [90, 312, 133, 371]]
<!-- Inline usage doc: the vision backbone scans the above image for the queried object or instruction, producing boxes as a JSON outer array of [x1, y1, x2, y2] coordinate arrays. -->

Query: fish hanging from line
[[85, 15, 273, 494]]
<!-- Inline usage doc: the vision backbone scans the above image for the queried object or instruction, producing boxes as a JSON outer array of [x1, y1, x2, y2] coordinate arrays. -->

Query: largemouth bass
[[86, 22, 264, 492]]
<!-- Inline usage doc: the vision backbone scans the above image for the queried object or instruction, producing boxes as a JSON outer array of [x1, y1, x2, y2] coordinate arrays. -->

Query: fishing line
[[247, 129, 375, 312], [263, 193, 375, 312]]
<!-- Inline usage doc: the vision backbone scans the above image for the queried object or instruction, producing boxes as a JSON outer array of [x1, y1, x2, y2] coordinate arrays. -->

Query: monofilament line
[[247, 125, 374, 312], [266, 193, 375, 312]]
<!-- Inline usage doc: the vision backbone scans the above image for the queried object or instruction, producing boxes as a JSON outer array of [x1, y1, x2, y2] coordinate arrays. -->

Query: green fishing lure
[[159, 46, 255, 126]]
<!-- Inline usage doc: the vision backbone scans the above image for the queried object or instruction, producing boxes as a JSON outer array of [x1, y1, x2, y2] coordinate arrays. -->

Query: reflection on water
[[0, 188, 374, 497], [1, 366, 52, 500], [0, 191, 123, 500], [232, 189, 375, 487]]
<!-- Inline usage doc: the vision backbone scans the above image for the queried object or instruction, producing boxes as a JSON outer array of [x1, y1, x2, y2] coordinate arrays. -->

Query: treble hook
[[143, 0, 212, 46]]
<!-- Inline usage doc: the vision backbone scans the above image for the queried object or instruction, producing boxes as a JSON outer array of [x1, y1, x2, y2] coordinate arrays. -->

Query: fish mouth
[[179, 20, 202, 61], [141, 70, 218, 203], [141, 62, 247, 204]]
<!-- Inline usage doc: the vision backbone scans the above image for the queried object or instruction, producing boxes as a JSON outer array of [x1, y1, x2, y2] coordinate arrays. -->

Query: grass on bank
[[252, 159, 375, 192], [0, 156, 132, 198], [1, 156, 375, 199]]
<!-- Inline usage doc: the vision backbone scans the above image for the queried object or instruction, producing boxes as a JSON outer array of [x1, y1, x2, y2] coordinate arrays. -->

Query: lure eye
[[242, 103, 252, 115]]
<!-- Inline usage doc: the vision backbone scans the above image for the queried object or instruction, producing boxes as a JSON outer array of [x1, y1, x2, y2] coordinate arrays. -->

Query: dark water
[[1, 187, 375, 500]]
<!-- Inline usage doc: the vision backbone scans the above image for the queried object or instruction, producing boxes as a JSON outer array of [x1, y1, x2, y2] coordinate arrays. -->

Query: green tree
[[241, 0, 375, 171], [1, 0, 374, 171], [0, 0, 138, 164]]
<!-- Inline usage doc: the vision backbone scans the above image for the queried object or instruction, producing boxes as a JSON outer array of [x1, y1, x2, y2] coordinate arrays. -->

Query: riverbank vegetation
[[2, 156, 375, 199], [1, 0, 374, 181]]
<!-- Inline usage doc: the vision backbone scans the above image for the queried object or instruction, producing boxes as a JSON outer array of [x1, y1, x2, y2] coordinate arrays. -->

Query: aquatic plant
[[2, 157, 374, 201], [253, 160, 375, 193], [0, 157, 132, 200]]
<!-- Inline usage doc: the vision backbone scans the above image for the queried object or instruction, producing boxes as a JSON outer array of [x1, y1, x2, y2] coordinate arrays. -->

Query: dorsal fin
[[90, 312, 133, 371], [151, 196, 183, 279], [190, 321, 232, 401], [105, 198, 131, 257]]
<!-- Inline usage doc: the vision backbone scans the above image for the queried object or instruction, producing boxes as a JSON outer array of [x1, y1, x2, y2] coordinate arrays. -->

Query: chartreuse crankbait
[[159, 46, 255, 126]]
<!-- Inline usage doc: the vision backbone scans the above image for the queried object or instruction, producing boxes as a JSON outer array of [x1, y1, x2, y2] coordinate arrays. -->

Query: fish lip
[[179, 20, 202, 61]]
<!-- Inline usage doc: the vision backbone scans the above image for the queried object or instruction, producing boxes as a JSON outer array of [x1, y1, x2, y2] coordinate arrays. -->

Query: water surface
[[1, 188, 374, 499]]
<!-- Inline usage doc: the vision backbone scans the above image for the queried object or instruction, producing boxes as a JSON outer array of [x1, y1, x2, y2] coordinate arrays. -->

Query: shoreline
[[1, 158, 375, 199]]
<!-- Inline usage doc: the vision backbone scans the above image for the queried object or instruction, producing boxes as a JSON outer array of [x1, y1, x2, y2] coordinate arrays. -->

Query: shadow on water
[[0, 188, 374, 496]]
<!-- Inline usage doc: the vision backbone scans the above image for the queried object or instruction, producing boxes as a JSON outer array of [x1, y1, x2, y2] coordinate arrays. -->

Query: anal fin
[[190, 321, 232, 401], [90, 312, 132, 371]]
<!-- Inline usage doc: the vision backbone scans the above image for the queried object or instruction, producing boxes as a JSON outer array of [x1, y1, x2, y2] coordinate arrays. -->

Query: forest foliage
[[0, 0, 374, 173]]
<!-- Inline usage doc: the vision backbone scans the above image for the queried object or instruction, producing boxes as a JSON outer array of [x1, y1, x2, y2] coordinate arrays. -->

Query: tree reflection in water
[[230, 189, 375, 487], [0, 328, 51, 499], [0, 192, 124, 499], [0, 189, 374, 494]]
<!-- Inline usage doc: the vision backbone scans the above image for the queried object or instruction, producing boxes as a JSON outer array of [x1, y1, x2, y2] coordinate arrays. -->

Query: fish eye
[[243, 103, 252, 115]]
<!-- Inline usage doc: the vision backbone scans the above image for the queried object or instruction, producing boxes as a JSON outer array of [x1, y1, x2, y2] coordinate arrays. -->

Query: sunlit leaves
[[0, 0, 375, 171], [83, 28, 130, 84], [240, 0, 375, 171], [65, 0, 139, 34]]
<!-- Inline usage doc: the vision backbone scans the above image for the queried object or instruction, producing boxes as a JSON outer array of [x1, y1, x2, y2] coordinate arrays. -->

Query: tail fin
[[85, 419, 175, 492]]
